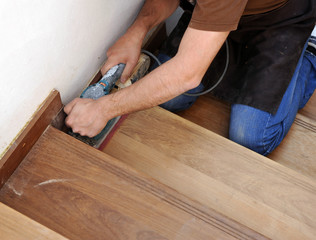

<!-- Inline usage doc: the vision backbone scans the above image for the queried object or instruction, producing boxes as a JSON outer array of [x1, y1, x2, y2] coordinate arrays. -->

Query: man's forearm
[[98, 28, 229, 120], [126, 0, 180, 44]]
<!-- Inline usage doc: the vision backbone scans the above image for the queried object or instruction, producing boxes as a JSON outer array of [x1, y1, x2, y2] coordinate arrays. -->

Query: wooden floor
[[0, 126, 263, 240], [177, 92, 316, 180], [102, 107, 316, 240]]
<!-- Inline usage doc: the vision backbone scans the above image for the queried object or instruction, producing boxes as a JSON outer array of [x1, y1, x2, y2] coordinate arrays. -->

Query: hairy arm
[[65, 28, 229, 137]]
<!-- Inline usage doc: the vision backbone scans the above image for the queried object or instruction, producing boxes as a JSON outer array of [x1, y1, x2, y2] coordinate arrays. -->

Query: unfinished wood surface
[[102, 107, 316, 240], [0, 90, 62, 189], [0, 126, 263, 240], [0, 202, 67, 240]]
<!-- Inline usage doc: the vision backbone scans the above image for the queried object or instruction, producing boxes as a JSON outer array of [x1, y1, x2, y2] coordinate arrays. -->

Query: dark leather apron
[[205, 0, 316, 114]]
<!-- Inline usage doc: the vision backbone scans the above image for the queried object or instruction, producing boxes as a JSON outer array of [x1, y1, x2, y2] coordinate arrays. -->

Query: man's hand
[[64, 98, 109, 137], [101, 33, 141, 84]]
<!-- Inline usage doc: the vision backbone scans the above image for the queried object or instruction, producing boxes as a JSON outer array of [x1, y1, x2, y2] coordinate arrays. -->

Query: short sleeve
[[189, 0, 248, 31]]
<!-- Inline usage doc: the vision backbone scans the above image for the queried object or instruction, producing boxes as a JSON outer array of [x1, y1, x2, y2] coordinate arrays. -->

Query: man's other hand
[[101, 33, 141, 84]]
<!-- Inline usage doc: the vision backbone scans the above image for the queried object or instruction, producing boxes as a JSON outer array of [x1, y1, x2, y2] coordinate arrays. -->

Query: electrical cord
[[141, 39, 229, 97], [141, 49, 162, 66]]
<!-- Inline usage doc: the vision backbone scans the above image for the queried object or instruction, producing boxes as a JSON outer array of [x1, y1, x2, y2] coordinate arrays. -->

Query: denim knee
[[229, 104, 286, 156]]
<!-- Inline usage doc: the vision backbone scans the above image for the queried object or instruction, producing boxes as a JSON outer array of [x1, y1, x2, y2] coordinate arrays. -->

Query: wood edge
[[0, 89, 63, 189]]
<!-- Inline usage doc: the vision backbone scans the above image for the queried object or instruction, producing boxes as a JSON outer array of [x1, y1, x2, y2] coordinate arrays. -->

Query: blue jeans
[[230, 37, 316, 155], [159, 36, 316, 156]]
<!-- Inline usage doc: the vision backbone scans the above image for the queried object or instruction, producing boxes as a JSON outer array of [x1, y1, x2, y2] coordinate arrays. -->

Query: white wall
[[0, 0, 144, 157]]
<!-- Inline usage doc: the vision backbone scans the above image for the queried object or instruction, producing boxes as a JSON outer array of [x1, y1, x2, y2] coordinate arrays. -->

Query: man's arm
[[101, 0, 180, 82], [65, 27, 229, 137]]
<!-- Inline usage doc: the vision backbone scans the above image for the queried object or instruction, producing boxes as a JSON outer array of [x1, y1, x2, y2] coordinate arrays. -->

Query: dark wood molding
[[0, 90, 63, 189], [89, 70, 103, 86]]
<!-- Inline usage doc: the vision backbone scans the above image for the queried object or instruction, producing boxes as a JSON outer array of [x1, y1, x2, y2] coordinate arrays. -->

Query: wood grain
[[0, 90, 62, 189], [0, 126, 263, 240], [102, 107, 316, 240], [0, 202, 67, 240], [176, 93, 316, 180]]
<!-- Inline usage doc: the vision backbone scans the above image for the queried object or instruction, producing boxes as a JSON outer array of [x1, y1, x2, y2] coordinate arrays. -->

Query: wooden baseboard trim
[[0, 90, 63, 189]]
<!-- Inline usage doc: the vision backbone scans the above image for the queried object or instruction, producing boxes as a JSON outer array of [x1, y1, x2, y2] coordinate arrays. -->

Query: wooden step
[[177, 92, 316, 180], [0, 202, 67, 240], [0, 126, 262, 240], [102, 106, 316, 240]]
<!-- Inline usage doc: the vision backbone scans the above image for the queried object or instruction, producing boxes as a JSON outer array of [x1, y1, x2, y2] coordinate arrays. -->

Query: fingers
[[64, 98, 85, 129], [64, 98, 80, 115], [101, 48, 125, 75], [64, 98, 108, 138], [101, 60, 117, 76], [101, 48, 140, 83], [120, 61, 137, 83]]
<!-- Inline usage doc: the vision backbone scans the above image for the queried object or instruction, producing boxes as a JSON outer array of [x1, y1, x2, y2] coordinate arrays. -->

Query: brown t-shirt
[[189, 0, 288, 31]]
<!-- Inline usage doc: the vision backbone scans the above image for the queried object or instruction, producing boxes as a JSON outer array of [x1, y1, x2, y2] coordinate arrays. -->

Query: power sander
[[69, 64, 125, 148], [69, 53, 150, 149]]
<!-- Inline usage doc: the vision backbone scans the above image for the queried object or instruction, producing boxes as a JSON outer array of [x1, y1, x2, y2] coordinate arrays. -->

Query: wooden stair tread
[[176, 92, 316, 180], [102, 107, 316, 240], [0, 202, 67, 240], [0, 126, 261, 240]]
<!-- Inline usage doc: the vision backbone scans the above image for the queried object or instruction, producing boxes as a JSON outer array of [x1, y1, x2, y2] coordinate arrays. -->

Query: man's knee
[[229, 120, 266, 155], [229, 104, 285, 156]]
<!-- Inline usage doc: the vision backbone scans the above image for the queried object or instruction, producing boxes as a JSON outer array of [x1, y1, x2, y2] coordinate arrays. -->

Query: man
[[65, 0, 316, 156]]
